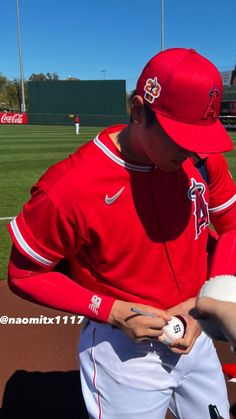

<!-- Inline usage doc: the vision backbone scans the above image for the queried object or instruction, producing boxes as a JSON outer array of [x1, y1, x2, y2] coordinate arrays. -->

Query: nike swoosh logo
[[105, 187, 125, 205]]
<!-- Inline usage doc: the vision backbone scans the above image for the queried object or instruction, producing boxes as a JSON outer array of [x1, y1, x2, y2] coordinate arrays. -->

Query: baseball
[[198, 274, 236, 341], [159, 315, 186, 345]]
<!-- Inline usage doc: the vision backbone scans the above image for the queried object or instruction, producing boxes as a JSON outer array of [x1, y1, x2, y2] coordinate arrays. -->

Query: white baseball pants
[[75, 123, 80, 134], [78, 321, 230, 419]]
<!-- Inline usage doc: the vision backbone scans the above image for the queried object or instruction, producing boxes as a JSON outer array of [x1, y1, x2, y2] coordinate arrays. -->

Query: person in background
[[75, 114, 80, 134]]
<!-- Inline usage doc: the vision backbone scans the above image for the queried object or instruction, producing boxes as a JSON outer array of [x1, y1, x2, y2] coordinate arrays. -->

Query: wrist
[[107, 300, 124, 325], [88, 295, 116, 323]]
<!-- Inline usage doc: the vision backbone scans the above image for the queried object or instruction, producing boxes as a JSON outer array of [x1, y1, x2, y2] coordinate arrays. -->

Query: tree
[[28, 73, 47, 81], [12, 78, 28, 111], [0, 74, 9, 110], [5, 83, 19, 111], [46, 72, 59, 80], [29, 72, 60, 81], [0, 74, 29, 112], [0, 74, 7, 93], [65, 76, 80, 80]]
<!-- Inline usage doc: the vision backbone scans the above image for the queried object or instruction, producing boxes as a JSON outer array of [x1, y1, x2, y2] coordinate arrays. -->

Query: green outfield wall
[[27, 80, 128, 126]]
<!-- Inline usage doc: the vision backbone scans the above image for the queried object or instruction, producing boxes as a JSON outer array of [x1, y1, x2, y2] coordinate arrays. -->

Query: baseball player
[[7, 48, 236, 418], [75, 114, 80, 134]]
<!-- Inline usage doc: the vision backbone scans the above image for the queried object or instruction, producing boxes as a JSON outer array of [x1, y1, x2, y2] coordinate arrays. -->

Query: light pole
[[16, 0, 26, 112], [161, 0, 165, 51], [101, 69, 107, 80]]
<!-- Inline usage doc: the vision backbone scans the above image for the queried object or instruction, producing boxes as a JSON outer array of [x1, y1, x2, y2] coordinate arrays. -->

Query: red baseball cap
[[136, 48, 233, 153]]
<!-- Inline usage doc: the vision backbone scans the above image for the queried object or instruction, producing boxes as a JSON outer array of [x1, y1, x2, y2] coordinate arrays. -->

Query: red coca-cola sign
[[0, 113, 28, 124]]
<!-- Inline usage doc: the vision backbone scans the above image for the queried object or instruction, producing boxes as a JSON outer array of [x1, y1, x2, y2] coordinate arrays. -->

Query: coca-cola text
[[0, 113, 28, 124]]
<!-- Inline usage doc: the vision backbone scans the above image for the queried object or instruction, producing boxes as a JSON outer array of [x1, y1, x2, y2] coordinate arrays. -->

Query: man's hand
[[108, 300, 171, 341], [166, 298, 202, 354]]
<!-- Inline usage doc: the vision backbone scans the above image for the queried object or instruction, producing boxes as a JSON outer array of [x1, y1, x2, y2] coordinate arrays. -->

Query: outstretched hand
[[195, 296, 236, 347]]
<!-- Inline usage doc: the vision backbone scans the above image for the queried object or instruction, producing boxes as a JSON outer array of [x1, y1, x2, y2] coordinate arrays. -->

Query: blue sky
[[1, 0, 236, 92]]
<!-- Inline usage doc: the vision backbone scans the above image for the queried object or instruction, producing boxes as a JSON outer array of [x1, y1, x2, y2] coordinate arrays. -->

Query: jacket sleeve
[[8, 245, 115, 322]]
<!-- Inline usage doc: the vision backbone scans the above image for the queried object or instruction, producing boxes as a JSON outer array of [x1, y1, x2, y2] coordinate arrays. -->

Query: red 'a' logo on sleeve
[[188, 178, 209, 239]]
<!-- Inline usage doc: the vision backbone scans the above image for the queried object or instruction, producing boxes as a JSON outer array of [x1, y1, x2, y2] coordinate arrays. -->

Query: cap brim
[[156, 113, 234, 154]]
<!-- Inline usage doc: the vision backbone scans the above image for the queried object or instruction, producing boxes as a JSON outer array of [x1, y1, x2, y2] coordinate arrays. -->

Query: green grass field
[[0, 124, 103, 279], [0, 125, 235, 279]]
